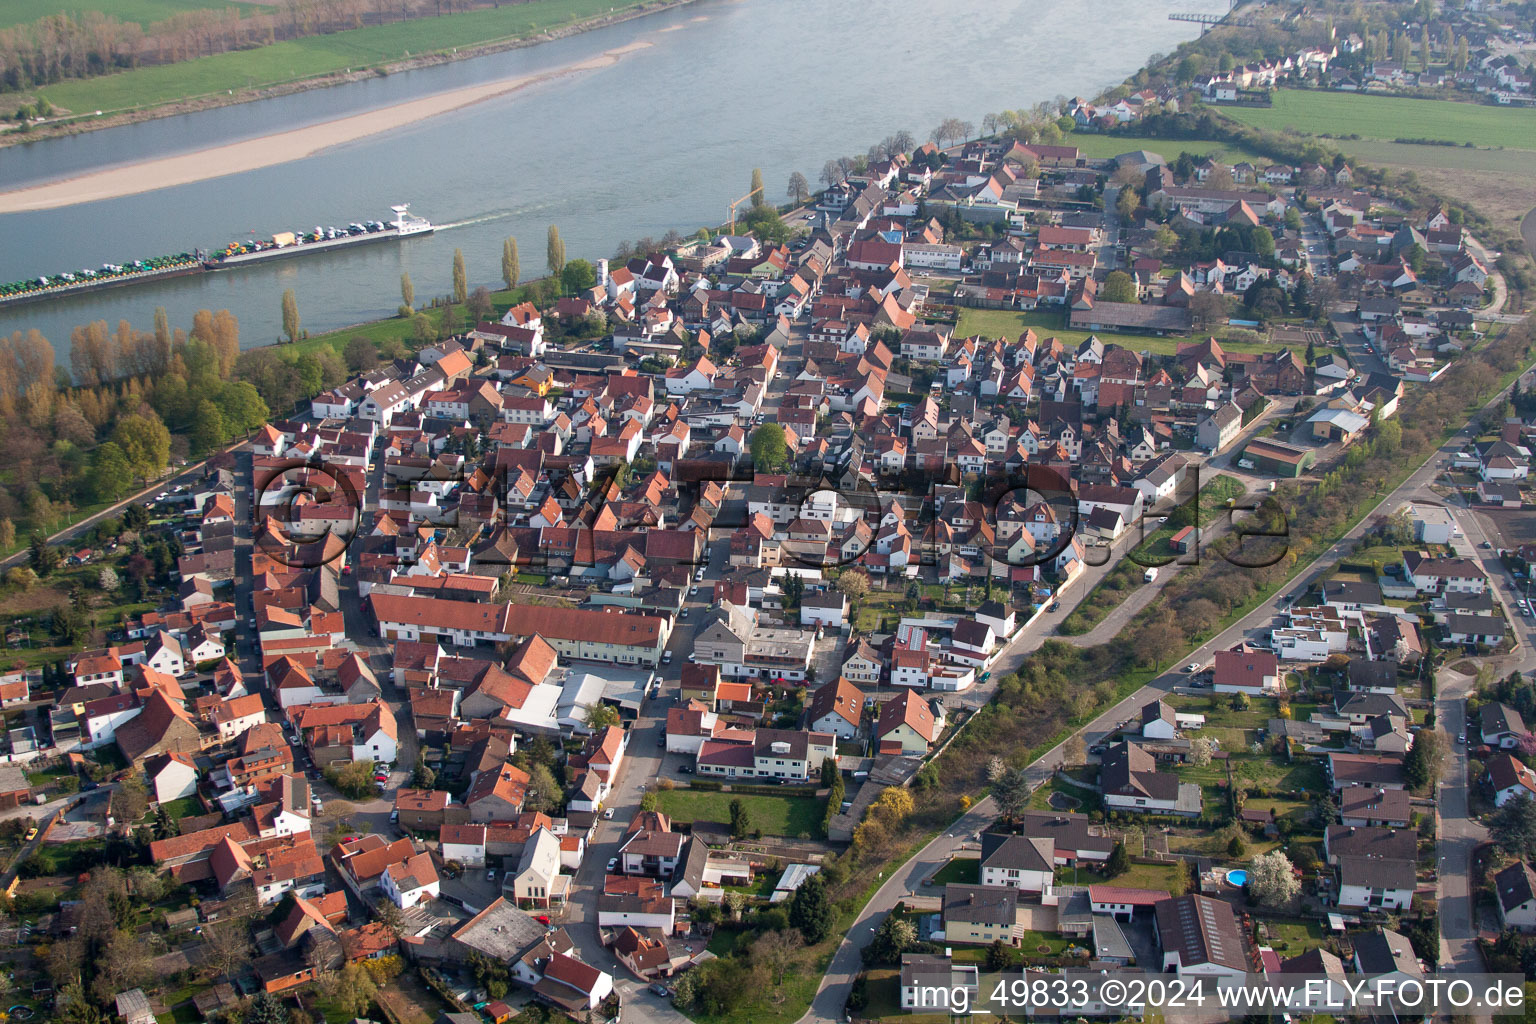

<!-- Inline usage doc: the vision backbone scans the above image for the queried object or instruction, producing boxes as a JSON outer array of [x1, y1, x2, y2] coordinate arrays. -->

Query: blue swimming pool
[[1227, 869, 1249, 886]]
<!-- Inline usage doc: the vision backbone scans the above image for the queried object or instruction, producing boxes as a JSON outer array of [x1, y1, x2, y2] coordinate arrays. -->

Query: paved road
[[791, 358, 1536, 1024], [0, 437, 247, 572], [1466, 230, 1509, 318], [1431, 488, 1536, 972]]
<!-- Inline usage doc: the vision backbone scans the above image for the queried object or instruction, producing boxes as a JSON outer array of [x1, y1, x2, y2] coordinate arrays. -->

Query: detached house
[[806, 676, 863, 741], [875, 689, 945, 754]]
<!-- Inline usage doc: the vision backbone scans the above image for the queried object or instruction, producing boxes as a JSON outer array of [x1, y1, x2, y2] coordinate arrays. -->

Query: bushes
[[324, 759, 379, 800], [729, 783, 816, 797]]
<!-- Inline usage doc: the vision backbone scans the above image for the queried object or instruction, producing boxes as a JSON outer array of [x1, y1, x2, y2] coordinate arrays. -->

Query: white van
[[1143, 567, 1159, 583]]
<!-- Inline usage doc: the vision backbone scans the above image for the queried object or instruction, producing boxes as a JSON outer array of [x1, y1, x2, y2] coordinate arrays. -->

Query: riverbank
[[0, 39, 654, 214], [0, 0, 697, 153]]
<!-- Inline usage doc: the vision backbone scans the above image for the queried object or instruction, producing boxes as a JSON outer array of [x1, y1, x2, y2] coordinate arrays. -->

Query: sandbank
[[0, 40, 651, 215]]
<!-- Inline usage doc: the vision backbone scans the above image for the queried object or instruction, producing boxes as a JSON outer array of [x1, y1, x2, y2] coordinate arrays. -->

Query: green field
[[953, 308, 1298, 357], [1327, 137, 1536, 171], [653, 788, 825, 839], [0, 0, 262, 30], [1222, 89, 1536, 149], [1066, 132, 1269, 165], [32, 0, 657, 115]]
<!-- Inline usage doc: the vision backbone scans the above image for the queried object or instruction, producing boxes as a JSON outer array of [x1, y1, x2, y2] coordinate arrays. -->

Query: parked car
[[24, 827, 37, 841], [649, 983, 670, 997], [607, 857, 619, 872], [662, 650, 673, 664], [487, 869, 496, 882], [602, 807, 615, 819], [679, 764, 695, 774]]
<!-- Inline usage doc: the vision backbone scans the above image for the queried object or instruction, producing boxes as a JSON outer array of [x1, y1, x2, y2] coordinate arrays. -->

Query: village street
[[790, 360, 1536, 1024]]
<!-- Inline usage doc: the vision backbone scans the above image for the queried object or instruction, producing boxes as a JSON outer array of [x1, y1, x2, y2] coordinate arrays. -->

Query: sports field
[[1222, 89, 1536, 149], [32, 0, 656, 115], [0, 0, 262, 30]]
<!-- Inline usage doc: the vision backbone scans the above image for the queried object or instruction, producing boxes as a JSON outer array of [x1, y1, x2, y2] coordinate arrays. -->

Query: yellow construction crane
[[726, 185, 764, 234]]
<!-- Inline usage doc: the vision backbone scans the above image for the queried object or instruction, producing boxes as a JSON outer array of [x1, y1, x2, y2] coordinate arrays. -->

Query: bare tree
[[751, 929, 803, 986], [786, 171, 810, 204], [201, 918, 254, 980]]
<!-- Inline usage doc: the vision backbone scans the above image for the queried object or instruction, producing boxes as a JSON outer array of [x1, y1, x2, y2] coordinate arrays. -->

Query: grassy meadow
[[0, 0, 263, 30], [1222, 89, 1536, 148], [31, 0, 658, 115]]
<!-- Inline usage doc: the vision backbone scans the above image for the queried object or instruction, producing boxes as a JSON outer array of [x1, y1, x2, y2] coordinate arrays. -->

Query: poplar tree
[[280, 289, 300, 344], [452, 248, 467, 304], [502, 236, 519, 290], [547, 225, 565, 278]]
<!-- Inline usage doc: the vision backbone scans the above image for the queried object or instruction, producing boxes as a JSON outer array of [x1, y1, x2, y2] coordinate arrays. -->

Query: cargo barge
[[0, 203, 433, 309]]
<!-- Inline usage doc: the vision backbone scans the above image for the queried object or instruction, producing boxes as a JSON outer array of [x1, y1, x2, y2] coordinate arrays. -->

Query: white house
[[439, 824, 489, 868], [1401, 551, 1487, 595], [213, 694, 267, 743], [799, 589, 849, 629], [1140, 700, 1179, 741], [508, 827, 564, 907], [381, 851, 440, 909], [806, 677, 862, 741], [1336, 854, 1415, 911], [146, 751, 199, 805], [144, 631, 187, 677], [1212, 649, 1281, 694], [1494, 861, 1536, 932], [82, 695, 142, 749], [978, 834, 1056, 897], [596, 890, 675, 933], [947, 619, 996, 667], [1489, 753, 1536, 807]]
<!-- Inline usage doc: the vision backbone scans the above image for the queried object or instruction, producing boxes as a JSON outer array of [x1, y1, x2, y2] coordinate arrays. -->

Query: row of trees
[[0, 307, 278, 546], [0, 0, 484, 98]]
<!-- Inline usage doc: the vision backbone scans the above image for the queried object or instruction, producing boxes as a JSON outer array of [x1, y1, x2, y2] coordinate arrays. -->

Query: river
[[0, 0, 1200, 358]]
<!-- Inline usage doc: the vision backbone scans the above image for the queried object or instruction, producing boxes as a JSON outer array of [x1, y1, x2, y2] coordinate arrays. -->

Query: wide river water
[[0, 0, 1200, 358]]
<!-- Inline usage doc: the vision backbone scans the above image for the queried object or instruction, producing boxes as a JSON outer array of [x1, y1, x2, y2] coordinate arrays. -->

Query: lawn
[[653, 788, 824, 839], [0, 0, 263, 30], [952, 929, 1073, 960], [1222, 89, 1536, 149], [1063, 859, 1184, 893], [930, 858, 979, 886], [953, 308, 1297, 357], [1027, 768, 1101, 814], [1259, 917, 1328, 955], [32, 0, 658, 114], [1065, 131, 1270, 164], [157, 796, 203, 820]]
